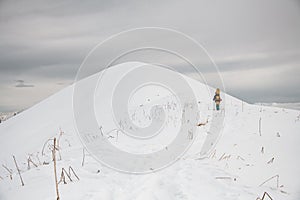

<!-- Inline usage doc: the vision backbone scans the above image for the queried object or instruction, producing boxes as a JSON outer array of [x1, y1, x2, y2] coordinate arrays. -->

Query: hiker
[[213, 88, 222, 111]]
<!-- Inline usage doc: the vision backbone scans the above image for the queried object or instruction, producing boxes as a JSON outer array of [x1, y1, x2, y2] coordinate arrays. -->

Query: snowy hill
[[0, 62, 299, 200]]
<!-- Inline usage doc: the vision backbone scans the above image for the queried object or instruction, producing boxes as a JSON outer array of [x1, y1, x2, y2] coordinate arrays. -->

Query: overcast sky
[[0, 0, 300, 112]]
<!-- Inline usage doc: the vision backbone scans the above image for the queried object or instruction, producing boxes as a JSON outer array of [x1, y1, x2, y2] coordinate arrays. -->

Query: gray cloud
[[0, 0, 300, 111]]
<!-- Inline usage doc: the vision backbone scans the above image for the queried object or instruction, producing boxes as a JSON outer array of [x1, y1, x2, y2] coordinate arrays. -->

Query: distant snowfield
[[0, 62, 299, 200], [255, 102, 300, 111], [0, 111, 20, 122]]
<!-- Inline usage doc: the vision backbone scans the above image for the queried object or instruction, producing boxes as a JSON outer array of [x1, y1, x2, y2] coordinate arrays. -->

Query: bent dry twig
[[58, 166, 80, 184], [256, 191, 273, 200], [27, 155, 38, 170], [259, 174, 279, 188]]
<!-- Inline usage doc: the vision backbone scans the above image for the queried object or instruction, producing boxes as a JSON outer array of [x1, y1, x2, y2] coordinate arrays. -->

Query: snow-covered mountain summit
[[0, 62, 299, 200]]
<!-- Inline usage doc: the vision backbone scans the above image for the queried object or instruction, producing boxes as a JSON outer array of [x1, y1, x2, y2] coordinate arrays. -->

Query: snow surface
[[0, 62, 300, 200], [255, 102, 300, 111]]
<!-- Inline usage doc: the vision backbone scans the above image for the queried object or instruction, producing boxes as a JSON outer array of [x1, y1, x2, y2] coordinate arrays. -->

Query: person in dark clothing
[[213, 88, 222, 111]]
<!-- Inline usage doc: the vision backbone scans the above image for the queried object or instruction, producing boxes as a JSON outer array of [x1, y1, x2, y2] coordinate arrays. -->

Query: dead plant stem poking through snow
[[52, 138, 60, 200], [27, 155, 38, 170], [259, 174, 279, 188], [12, 155, 24, 186], [2, 164, 13, 180], [81, 148, 85, 167], [13, 156, 25, 186], [259, 117, 262, 136], [58, 166, 80, 184], [256, 191, 273, 200]]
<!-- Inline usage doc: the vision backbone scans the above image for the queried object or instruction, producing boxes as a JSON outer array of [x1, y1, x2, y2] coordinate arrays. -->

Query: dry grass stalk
[[215, 176, 232, 180], [58, 166, 80, 184], [197, 119, 208, 127], [12, 155, 24, 186], [223, 155, 231, 160], [236, 155, 245, 161], [58, 169, 69, 184], [57, 128, 64, 149], [2, 164, 13, 180], [267, 157, 274, 164], [35, 152, 42, 165], [82, 148, 85, 167], [259, 117, 262, 136], [27, 156, 38, 170], [52, 138, 60, 200], [256, 191, 273, 200], [218, 153, 231, 161], [218, 153, 226, 161], [259, 174, 279, 188], [42, 138, 54, 156], [209, 149, 217, 159], [68, 166, 80, 181]]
